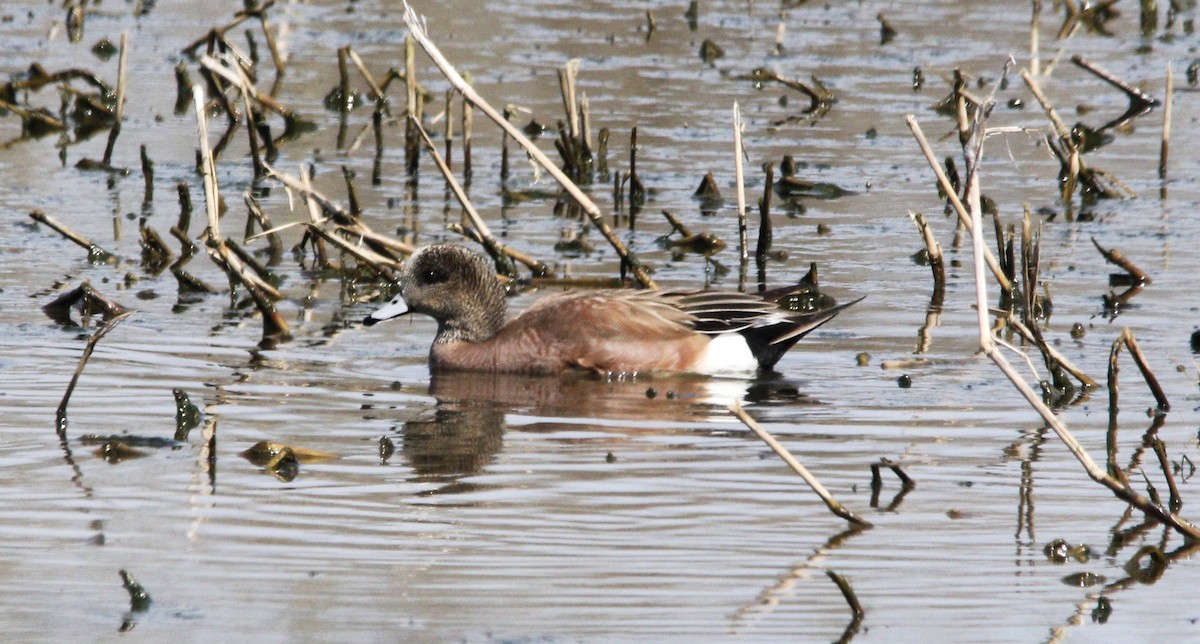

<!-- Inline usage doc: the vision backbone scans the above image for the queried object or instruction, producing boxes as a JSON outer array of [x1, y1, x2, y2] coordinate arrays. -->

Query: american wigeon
[[363, 244, 857, 375]]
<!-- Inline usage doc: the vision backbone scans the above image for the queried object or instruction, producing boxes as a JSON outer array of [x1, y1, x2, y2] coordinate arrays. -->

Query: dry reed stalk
[[1070, 54, 1159, 111], [756, 161, 774, 268], [257, 12, 285, 79], [579, 94, 592, 162], [140, 145, 154, 203], [336, 47, 352, 113], [56, 311, 135, 434], [404, 35, 419, 175], [181, 1, 270, 55], [1111, 328, 1170, 412], [909, 212, 945, 304], [905, 115, 1012, 292], [448, 223, 551, 276], [1029, 0, 1041, 76], [265, 163, 345, 223], [29, 210, 117, 263], [411, 115, 516, 277], [1019, 68, 1084, 203], [1092, 237, 1152, 284], [442, 89, 454, 168], [956, 80, 1198, 541], [558, 59, 581, 144], [462, 83, 473, 177], [102, 31, 128, 166], [199, 54, 296, 124], [263, 162, 410, 264], [402, 2, 656, 288], [1006, 317, 1097, 388], [346, 46, 388, 111], [337, 225, 414, 257], [296, 165, 336, 270], [342, 166, 362, 216], [193, 85, 289, 342], [826, 570, 864, 619], [1159, 63, 1172, 181], [729, 401, 872, 528], [306, 224, 401, 279], [0, 99, 66, 132], [733, 102, 748, 267]]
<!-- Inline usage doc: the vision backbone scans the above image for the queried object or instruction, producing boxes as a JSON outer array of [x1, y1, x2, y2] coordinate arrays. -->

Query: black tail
[[741, 297, 863, 370]]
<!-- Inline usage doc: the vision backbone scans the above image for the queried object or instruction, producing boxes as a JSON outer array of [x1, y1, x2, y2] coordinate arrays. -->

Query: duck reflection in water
[[397, 369, 813, 493]]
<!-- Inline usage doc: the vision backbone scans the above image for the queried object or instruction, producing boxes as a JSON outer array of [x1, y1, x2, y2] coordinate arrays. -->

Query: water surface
[[2, 0, 1199, 640]]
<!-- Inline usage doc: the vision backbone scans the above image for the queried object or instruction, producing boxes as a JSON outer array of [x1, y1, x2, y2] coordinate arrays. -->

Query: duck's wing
[[658, 290, 780, 335], [512, 290, 698, 340]]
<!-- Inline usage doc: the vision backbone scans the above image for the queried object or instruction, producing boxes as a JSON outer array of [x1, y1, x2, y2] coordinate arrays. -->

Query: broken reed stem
[[198, 54, 295, 123], [337, 224, 414, 257], [558, 59, 580, 143], [733, 102, 748, 266], [961, 88, 1199, 542], [1019, 68, 1085, 203], [1092, 237, 1152, 284], [194, 86, 223, 239], [1160, 63, 1172, 180], [56, 311, 135, 434], [140, 145, 154, 203], [1029, 0, 1040, 77], [909, 211, 945, 304], [410, 115, 516, 277], [443, 89, 454, 168], [346, 46, 387, 110], [1019, 68, 1070, 140], [729, 401, 872, 528], [756, 161, 773, 266], [462, 80, 473, 177], [1007, 317, 1097, 388], [404, 35, 418, 175], [29, 210, 115, 261], [102, 31, 129, 167], [235, 65, 265, 178], [1115, 327, 1170, 412], [402, 3, 655, 288], [1070, 54, 1159, 109], [337, 47, 352, 112], [244, 194, 282, 259], [825, 570, 864, 619], [306, 225, 401, 278], [264, 162, 351, 224], [448, 223, 551, 276], [906, 115, 1012, 292], [194, 84, 288, 324]]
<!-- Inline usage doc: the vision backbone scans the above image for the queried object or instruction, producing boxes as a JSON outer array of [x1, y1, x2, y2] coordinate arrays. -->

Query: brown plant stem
[[729, 401, 872, 528]]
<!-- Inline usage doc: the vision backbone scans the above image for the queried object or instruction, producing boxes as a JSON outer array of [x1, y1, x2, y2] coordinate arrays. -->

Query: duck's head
[[363, 245, 507, 343]]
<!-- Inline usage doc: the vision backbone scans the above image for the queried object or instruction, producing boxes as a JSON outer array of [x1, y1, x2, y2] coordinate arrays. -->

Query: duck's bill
[[363, 294, 410, 327]]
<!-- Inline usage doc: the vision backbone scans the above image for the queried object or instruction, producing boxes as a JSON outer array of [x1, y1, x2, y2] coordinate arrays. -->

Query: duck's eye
[[422, 267, 449, 284]]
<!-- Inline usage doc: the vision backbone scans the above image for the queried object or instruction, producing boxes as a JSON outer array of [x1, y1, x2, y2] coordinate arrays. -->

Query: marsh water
[[3, 0, 1200, 640]]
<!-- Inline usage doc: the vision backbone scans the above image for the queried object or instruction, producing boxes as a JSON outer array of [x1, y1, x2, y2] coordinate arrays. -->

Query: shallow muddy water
[[3, 0, 1200, 641]]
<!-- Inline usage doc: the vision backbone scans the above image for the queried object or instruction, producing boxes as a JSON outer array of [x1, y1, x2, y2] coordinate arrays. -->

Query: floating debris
[[699, 39, 724, 64], [1044, 538, 1094, 564]]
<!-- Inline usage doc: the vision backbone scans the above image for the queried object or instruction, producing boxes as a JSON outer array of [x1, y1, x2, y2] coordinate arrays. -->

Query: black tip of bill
[[363, 295, 409, 327]]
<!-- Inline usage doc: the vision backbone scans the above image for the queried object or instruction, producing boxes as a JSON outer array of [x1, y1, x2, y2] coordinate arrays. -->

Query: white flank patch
[[695, 333, 758, 374]]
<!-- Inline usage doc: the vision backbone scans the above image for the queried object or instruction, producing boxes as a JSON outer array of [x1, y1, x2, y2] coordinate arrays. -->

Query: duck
[[363, 244, 858, 375]]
